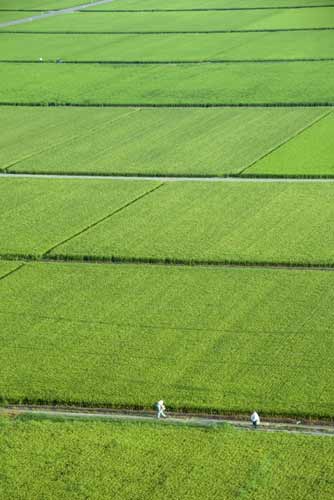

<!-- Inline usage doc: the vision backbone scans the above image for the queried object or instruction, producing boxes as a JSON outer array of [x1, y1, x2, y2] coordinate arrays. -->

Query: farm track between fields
[[0, 0, 118, 29], [2, 406, 334, 437], [2, 58, 334, 64], [2, 173, 334, 183]]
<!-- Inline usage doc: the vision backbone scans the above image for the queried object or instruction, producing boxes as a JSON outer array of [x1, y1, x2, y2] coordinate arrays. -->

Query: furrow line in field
[[2, 253, 334, 272], [41, 183, 164, 257], [0, 102, 333, 108], [1, 27, 334, 34], [2, 58, 334, 64], [3, 406, 334, 436]]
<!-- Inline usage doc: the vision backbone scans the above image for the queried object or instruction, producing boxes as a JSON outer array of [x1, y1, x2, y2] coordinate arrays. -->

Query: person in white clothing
[[156, 400, 167, 419], [251, 411, 260, 428]]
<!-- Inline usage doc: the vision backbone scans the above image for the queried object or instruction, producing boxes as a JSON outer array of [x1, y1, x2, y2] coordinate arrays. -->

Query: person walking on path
[[156, 400, 167, 419], [251, 411, 260, 428]]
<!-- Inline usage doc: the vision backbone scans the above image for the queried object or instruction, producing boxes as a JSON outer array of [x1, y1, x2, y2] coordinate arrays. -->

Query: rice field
[[2, 30, 333, 62], [1, 61, 333, 105], [4, 7, 334, 32], [1, 261, 334, 417], [1, 416, 334, 500], [1, 106, 327, 176], [1, 0, 334, 496]]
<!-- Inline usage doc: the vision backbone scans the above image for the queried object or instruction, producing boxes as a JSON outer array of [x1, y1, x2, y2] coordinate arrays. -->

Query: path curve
[[0, 0, 118, 29], [1, 172, 334, 183], [2, 405, 334, 437]]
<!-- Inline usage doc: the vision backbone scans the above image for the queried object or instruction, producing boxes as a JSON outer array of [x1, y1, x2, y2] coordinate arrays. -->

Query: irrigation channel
[[2, 405, 334, 437], [0, 0, 119, 29], [1, 172, 334, 183]]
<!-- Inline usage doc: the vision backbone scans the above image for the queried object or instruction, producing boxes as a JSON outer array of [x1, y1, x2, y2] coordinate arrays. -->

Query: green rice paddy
[[1, 417, 333, 500], [0, 261, 334, 417], [1, 106, 327, 176]]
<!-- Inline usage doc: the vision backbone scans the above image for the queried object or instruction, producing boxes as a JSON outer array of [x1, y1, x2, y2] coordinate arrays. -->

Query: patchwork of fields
[[1, 0, 334, 497]]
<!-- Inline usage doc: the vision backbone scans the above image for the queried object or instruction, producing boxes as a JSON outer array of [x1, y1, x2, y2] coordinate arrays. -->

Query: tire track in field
[[0, 0, 120, 29], [84, 4, 334, 12], [3, 406, 334, 437]]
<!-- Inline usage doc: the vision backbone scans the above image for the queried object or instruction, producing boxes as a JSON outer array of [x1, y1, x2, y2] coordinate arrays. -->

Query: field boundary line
[[1, 27, 334, 35], [2, 58, 334, 64], [42, 183, 164, 257], [2, 4, 334, 12], [2, 406, 334, 436], [2, 173, 334, 182], [0, 0, 119, 29], [0, 102, 333, 108], [240, 109, 333, 175], [2, 253, 334, 272], [83, 4, 334, 12], [0, 262, 25, 282]]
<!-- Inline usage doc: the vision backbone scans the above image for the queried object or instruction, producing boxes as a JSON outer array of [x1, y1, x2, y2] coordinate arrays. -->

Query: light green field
[[51, 181, 334, 267], [5, 417, 334, 500], [93, 0, 334, 9], [0, 0, 97, 8], [2, 30, 333, 61], [246, 111, 334, 177], [0, 178, 158, 256], [1, 417, 334, 500], [0, 106, 326, 176], [1, 261, 334, 416], [1, 61, 333, 104], [0, 11, 37, 22], [5, 8, 334, 32]]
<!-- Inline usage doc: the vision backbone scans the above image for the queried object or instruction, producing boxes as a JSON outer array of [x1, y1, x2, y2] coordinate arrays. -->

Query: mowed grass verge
[[2, 31, 333, 62], [1, 61, 333, 104], [48, 181, 334, 267], [0, 261, 334, 417], [0, 106, 327, 176], [1, 417, 334, 500], [4, 8, 333, 32]]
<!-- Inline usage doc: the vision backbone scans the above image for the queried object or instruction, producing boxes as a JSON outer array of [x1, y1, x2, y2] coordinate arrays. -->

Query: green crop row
[[1, 416, 333, 500], [3, 7, 333, 32], [1, 61, 333, 105], [1, 106, 328, 177], [1, 178, 334, 266], [2, 30, 333, 61], [0, 260, 334, 416]]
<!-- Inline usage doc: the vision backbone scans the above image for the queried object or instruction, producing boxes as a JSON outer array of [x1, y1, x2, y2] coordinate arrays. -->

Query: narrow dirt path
[[1, 172, 334, 183], [0, 0, 119, 29], [2, 406, 334, 437]]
